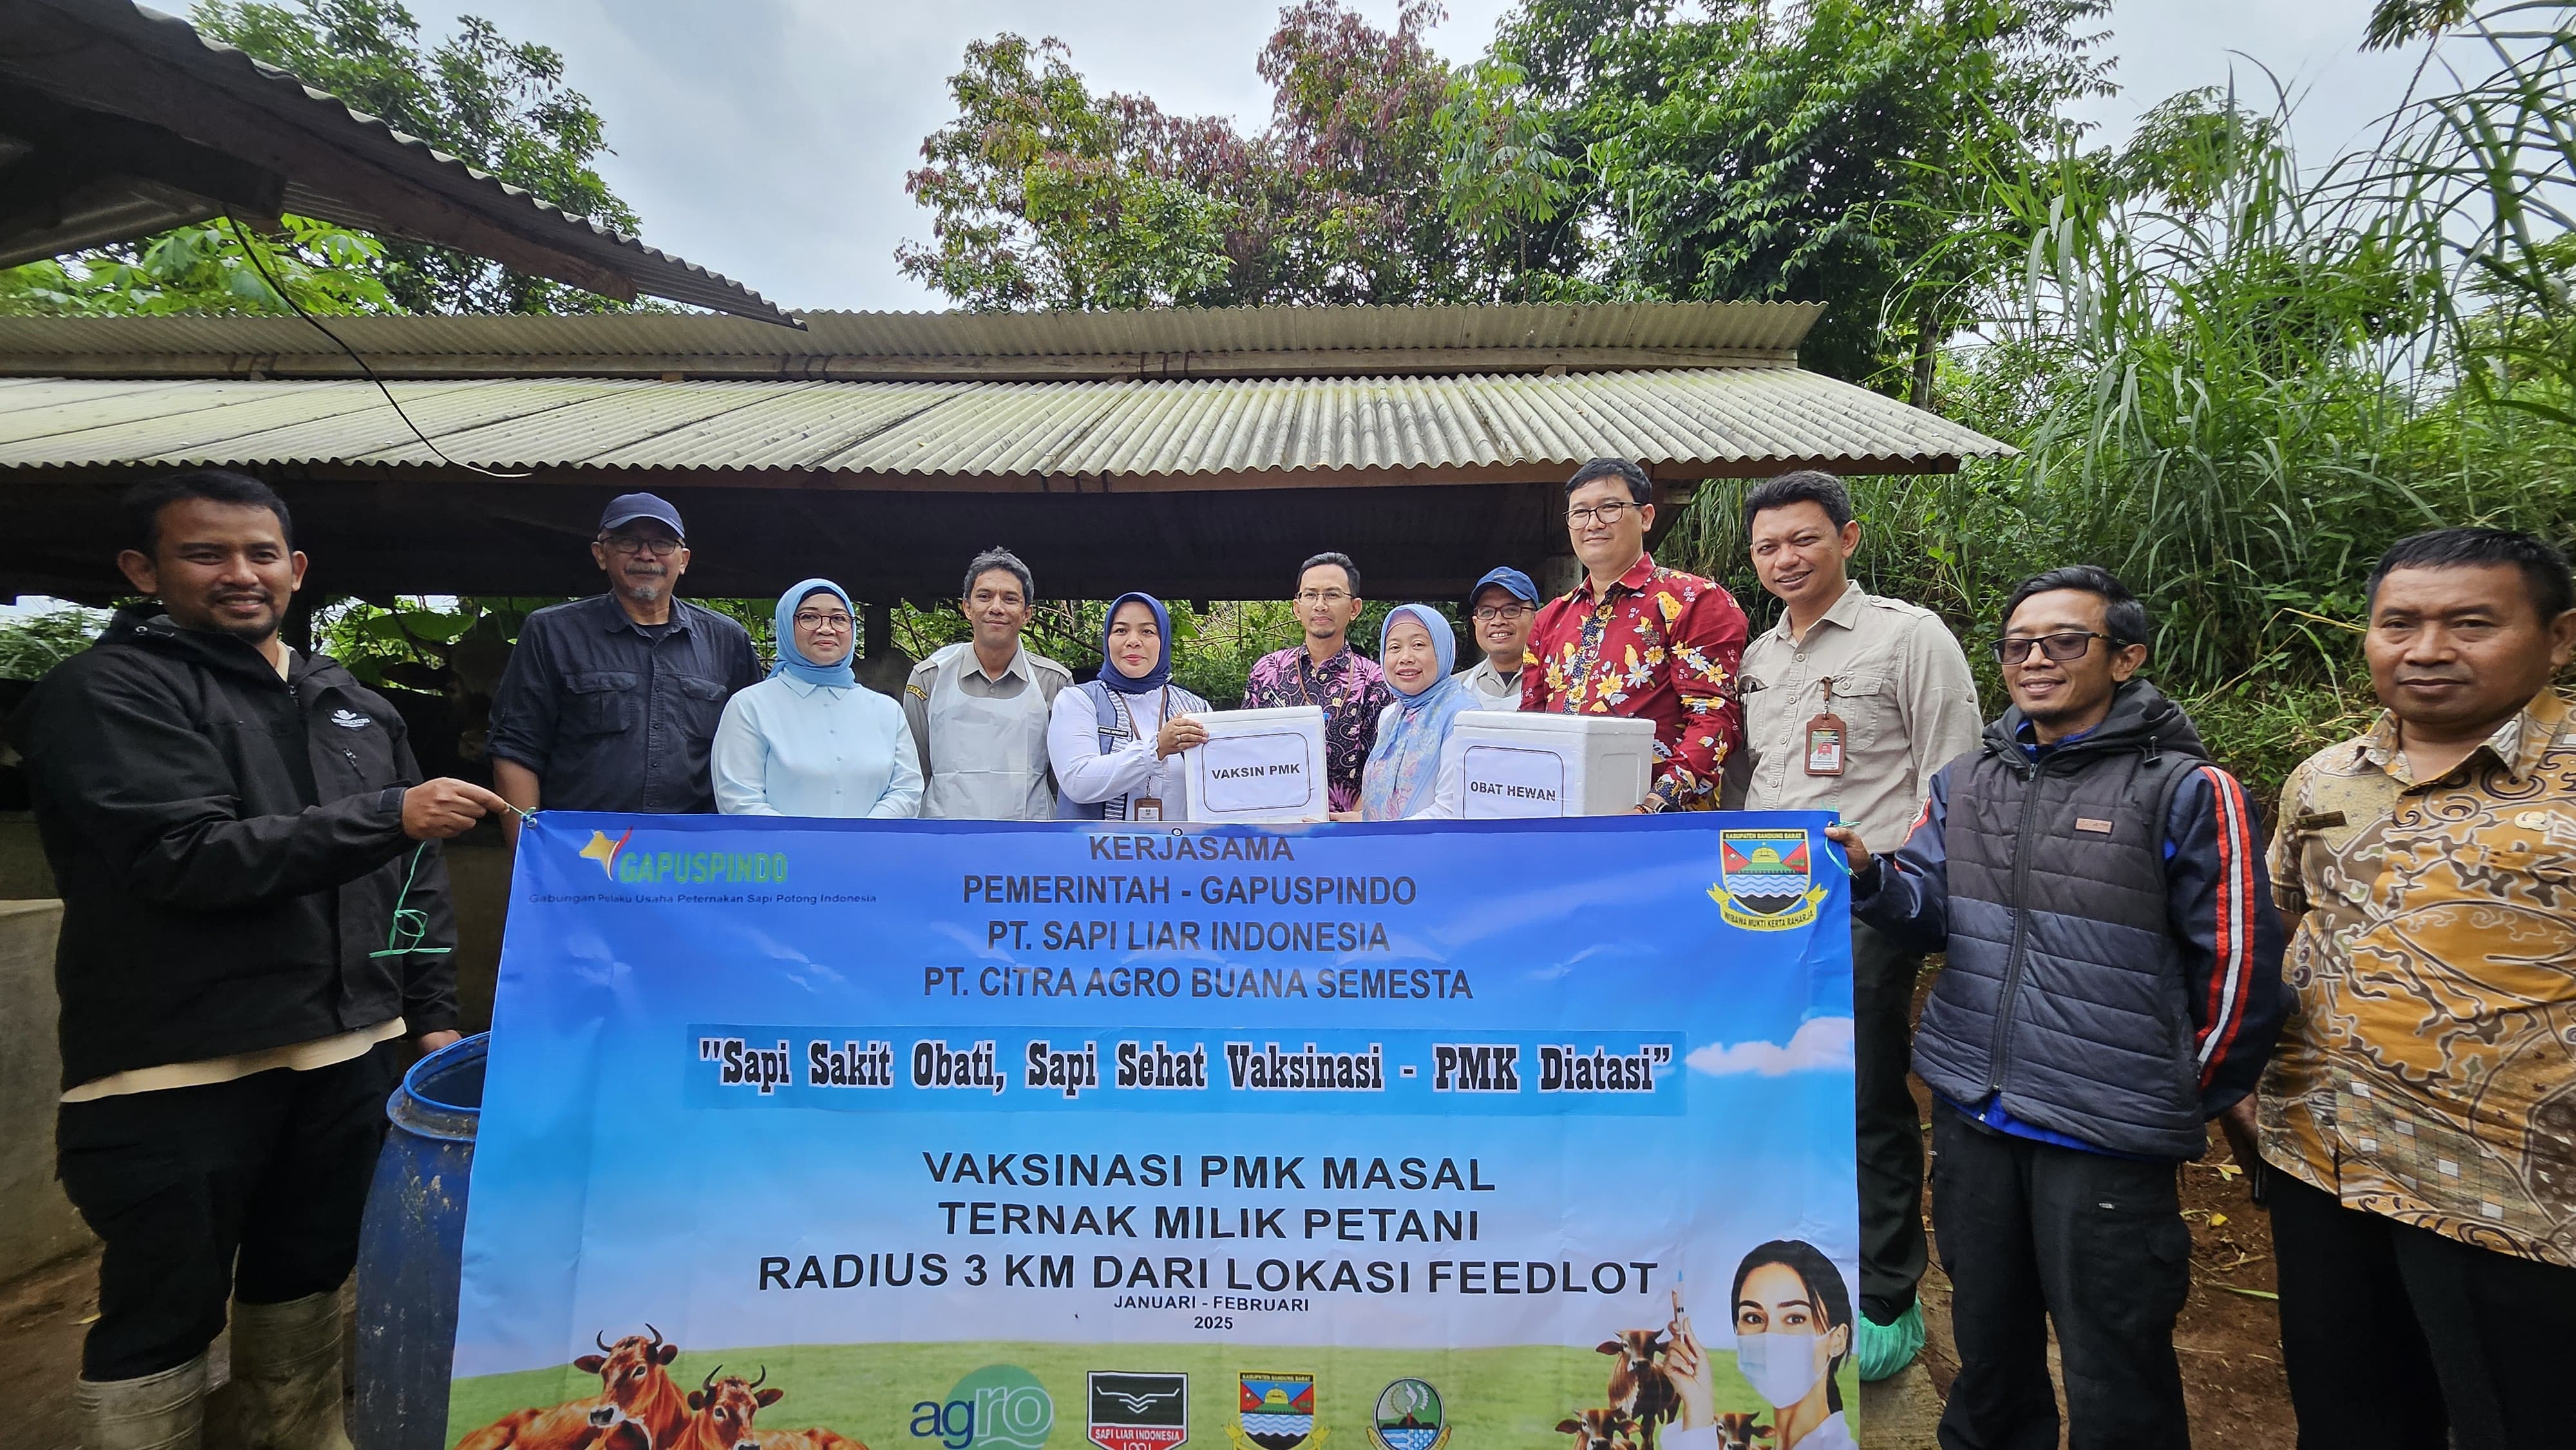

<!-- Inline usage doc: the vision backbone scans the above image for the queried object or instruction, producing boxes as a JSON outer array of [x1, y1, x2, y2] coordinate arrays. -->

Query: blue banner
[[448, 813, 1857, 1450]]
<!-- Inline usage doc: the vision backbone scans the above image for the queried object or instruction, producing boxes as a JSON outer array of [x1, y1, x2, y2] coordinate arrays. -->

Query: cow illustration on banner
[[444, 813, 1859, 1450]]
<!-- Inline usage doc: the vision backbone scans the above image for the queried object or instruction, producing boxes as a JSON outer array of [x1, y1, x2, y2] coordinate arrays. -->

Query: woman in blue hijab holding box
[[712, 579, 923, 817], [1353, 604, 1477, 821], [1050, 592, 1213, 821]]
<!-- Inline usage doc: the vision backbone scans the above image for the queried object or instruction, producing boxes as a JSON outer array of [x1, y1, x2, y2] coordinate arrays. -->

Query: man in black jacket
[[11, 470, 508, 1450], [1827, 566, 2286, 1450]]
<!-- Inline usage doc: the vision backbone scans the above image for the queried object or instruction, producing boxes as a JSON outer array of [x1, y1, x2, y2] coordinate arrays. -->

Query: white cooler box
[[1180, 706, 1329, 823], [1448, 711, 1655, 818]]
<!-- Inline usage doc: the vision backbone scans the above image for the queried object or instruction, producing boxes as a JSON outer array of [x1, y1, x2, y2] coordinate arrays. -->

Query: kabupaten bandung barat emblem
[[1367, 1379, 1446, 1450], [1709, 829, 1826, 931], [1229, 1373, 1323, 1450]]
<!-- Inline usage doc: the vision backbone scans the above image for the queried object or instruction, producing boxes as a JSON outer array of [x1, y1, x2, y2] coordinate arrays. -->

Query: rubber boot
[[206, 1292, 353, 1450], [75, 1355, 209, 1450]]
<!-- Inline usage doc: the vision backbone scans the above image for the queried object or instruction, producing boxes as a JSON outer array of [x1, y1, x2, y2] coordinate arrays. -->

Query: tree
[[1253, 0, 1472, 304], [1435, 59, 1584, 301], [0, 216, 390, 317], [1, 1, 642, 317], [1485, 0, 2112, 390], [190, 0, 640, 314], [896, 35, 1244, 310], [900, 1, 1473, 310]]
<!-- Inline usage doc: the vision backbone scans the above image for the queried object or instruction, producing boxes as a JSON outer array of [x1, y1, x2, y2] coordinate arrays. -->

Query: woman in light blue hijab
[[712, 579, 923, 817], [1355, 604, 1478, 820]]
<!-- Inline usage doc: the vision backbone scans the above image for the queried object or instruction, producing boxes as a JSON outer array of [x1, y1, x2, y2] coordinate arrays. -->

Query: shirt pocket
[[1822, 669, 1891, 747], [672, 674, 730, 735], [564, 670, 641, 736]]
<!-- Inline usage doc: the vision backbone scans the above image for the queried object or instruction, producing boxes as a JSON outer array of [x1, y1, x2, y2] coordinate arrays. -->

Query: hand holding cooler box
[[1179, 706, 1329, 822], [1448, 711, 1655, 817]]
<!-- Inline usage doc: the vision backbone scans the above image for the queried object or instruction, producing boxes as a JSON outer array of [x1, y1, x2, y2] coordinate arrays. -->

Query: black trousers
[[1853, 920, 1928, 1323], [1929, 1103, 2192, 1450], [2268, 1167, 2576, 1450], [57, 1046, 395, 1380]]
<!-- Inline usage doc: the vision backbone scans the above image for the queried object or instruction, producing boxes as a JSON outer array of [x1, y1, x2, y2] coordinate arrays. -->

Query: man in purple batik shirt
[[1242, 551, 1392, 814]]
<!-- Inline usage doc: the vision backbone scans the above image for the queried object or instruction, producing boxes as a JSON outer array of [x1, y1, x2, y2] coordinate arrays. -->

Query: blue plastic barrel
[[353, 1031, 486, 1450]]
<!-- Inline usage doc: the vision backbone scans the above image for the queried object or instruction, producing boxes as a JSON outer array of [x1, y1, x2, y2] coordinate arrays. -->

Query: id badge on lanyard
[[1804, 675, 1848, 777], [1128, 687, 1168, 820]]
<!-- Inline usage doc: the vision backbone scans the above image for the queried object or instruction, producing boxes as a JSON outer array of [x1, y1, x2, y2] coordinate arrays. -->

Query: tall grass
[[1664, 5, 2575, 791]]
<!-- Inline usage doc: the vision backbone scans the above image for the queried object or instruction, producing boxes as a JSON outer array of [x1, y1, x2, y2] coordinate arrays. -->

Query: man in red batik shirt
[[1522, 457, 1748, 811]]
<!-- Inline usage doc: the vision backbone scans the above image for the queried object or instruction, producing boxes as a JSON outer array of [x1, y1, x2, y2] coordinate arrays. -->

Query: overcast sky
[[397, 0, 2432, 314]]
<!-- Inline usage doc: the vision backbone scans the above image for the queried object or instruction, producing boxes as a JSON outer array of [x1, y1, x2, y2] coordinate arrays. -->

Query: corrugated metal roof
[[0, 301, 1819, 379], [1, 0, 796, 325], [0, 369, 2010, 480]]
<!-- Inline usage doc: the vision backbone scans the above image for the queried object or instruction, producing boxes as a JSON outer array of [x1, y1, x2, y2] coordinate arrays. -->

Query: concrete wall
[[0, 813, 511, 1286], [0, 899, 92, 1282]]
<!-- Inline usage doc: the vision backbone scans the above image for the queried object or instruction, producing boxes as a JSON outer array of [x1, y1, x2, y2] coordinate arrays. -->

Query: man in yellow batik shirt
[[2233, 526, 2576, 1450]]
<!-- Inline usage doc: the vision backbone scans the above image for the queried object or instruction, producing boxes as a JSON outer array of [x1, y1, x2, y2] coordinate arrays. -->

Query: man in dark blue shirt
[[487, 493, 761, 829]]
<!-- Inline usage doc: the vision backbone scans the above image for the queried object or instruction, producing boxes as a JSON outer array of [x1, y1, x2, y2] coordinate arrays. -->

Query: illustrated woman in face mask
[[1658, 1241, 1855, 1450], [1727, 1240, 1855, 1448]]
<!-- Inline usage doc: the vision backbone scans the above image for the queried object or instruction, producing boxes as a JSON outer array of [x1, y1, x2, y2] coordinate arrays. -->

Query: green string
[[368, 804, 532, 959], [370, 840, 451, 959]]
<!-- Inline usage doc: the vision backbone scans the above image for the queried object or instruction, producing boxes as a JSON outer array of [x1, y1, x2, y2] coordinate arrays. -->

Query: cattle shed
[[0, 301, 2009, 606]]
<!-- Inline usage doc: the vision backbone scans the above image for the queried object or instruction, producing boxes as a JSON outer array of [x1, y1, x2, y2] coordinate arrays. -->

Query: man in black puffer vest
[[10, 470, 511, 1450], [1828, 566, 2284, 1450]]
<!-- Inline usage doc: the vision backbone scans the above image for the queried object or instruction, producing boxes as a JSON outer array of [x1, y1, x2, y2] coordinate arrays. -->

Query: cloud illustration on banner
[[1687, 1017, 1855, 1077]]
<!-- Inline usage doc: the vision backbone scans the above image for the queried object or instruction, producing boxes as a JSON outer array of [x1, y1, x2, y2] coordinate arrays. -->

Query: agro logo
[[1088, 1371, 1188, 1450], [1708, 828, 1825, 931], [1368, 1380, 1446, 1450], [1230, 1373, 1323, 1450], [911, 1364, 1054, 1450], [576, 829, 788, 886]]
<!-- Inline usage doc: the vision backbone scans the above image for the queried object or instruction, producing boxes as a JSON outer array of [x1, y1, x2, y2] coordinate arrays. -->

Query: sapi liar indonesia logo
[[1088, 1372, 1188, 1450]]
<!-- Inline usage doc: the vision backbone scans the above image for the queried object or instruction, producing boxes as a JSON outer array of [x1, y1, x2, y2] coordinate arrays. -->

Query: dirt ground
[[1909, 974, 2297, 1449]]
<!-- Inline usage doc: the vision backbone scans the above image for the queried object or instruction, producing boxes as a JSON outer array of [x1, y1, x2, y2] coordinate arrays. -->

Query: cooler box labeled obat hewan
[[1180, 705, 1328, 822], [1449, 710, 1655, 817]]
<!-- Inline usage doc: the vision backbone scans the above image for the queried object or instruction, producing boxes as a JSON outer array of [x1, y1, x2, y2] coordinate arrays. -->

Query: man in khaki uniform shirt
[[1729, 469, 1981, 1379]]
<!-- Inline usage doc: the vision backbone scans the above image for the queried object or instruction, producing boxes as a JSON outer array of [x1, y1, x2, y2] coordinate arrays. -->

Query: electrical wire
[[223, 216, 534, 480]]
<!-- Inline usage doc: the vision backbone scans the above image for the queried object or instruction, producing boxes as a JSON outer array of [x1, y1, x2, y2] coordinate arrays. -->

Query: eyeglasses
[[1993, 631, 2111, 665], [1567, 501, 1641, 527], [793, 612, 854, 632], [1472, 604, 1531, 622], [1295, 590, 1352, 606], [602, 534, 682, 557]]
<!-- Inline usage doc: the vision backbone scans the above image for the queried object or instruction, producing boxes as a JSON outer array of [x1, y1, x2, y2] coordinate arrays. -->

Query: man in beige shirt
[[902, 547, 1074, 819], [1729, 469, 1982, 1380]]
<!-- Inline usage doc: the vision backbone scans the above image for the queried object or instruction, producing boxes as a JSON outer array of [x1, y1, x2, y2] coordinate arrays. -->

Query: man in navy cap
[[486, 493, 762, 831], [1455, 566, 1539, 710]]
